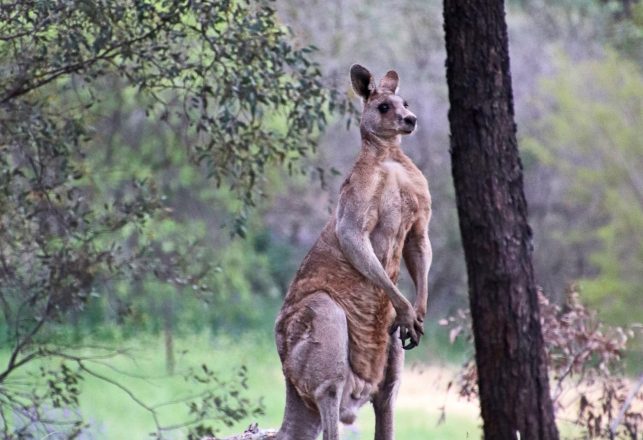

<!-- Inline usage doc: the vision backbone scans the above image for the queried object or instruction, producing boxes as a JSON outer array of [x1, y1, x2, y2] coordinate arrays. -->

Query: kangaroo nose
[[404, 115, 417, 127]]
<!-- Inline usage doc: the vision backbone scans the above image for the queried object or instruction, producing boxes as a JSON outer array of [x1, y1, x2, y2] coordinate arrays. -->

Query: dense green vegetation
[[0, 0, 341, 436], [523, 50, 643, 324], [1, 0, 641, 438]]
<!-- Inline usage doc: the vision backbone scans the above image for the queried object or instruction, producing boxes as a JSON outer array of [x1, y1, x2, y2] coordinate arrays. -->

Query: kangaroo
[[274, 64, 432, 440]]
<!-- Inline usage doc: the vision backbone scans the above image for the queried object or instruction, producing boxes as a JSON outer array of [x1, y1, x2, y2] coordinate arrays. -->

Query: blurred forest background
[[1, 0, 642, 438]]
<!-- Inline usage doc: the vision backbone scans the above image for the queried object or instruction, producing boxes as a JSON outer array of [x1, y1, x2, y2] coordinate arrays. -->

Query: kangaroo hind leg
[[372, 329, 404, 440], [279, 292, 349, 440], [275, 379, 321, 440]]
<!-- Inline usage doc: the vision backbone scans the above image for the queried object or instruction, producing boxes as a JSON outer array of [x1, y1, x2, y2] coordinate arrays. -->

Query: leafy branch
[[440, 287, 642, 439]]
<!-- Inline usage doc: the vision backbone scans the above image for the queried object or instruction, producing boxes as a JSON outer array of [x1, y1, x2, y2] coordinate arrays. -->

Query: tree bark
[[443, 1, 559, 439]]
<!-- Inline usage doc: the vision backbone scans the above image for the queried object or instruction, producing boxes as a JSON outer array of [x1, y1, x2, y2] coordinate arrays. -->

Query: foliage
[[1, 346, 265, 439], [75, 85, 292, 339], [509, 0, 643, 64], [442, 288, 642, 439], [603, 0, 643, 64], [522, 50, 643, 326], [0, 0, 340, 436], [1, 0, 341, 208]]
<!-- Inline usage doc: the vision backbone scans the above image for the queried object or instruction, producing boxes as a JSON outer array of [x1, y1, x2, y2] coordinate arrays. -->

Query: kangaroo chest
[[370, 159, 423, 272]]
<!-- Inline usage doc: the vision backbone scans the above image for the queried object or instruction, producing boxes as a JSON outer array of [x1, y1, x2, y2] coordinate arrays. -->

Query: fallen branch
[[222, 432, 277, 440], [204, 423, 277, 440]]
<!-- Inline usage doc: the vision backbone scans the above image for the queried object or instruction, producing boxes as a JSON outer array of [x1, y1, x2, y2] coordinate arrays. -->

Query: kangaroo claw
[[400, 328, 419, 350]]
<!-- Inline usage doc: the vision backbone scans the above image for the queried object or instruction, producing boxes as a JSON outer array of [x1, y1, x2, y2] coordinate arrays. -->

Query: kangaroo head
[[350, 64, 417, 139]]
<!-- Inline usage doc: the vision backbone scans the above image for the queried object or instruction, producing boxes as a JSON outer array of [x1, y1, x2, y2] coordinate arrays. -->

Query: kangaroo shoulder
[[341, 159, 386, 198]]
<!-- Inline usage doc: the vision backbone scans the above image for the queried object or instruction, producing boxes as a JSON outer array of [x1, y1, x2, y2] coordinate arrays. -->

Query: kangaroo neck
[[359, 129, 402, 159]]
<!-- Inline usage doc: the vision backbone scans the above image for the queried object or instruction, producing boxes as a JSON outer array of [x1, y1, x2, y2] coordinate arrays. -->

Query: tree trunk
[[443, 1, 559, 439]]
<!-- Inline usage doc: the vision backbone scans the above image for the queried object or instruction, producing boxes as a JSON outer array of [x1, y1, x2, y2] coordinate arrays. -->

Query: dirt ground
[[398, 364, 480, 419]]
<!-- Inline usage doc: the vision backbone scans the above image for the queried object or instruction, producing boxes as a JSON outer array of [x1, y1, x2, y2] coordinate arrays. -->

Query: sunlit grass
[[1, 330, 480, 439]]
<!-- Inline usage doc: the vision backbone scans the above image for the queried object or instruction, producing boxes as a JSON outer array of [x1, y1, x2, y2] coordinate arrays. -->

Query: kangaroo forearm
[[339, 232, 410, 310], [404, 237, 432, 316], [413, 274, 428, 317], [416, 241, 432, 314], [408, 258, 428, 313]]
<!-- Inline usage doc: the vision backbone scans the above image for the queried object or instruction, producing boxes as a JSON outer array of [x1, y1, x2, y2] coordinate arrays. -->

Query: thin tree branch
[[0, 291, 53, 383], [1, 13, 176, 104], [76, 361, 163, 433], [0, 5, 64, 41], [151, 390, 212, 410], [609, 372, 643, 435]]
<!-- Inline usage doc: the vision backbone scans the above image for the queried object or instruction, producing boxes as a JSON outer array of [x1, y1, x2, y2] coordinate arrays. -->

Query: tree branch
[[216, 425, 277, 440], [609, 372, 643, 435], [76, 361, 163, 432], [0, 290, 53, 383], [1, 14, 174, 104]]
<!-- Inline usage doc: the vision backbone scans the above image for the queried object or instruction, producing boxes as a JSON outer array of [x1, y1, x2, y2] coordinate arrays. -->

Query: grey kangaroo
[[275, 64, 433, 440]]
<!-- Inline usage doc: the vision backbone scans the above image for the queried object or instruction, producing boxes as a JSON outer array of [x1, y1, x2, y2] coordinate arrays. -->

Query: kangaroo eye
[[378, 103, 389, 113], [403, 101, 409, 108]]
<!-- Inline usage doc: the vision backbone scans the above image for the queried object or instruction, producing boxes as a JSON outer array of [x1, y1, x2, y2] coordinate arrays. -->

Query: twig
[[151, 390, 212, 410], [609, 372, 643, 435], [76, 360, 163, 433], [0, 290, 53, 382]]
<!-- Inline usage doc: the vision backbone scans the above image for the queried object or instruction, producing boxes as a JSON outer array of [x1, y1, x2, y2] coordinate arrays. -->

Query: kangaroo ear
[[379, 70, 399, 94], [350, 64, 375, 99]]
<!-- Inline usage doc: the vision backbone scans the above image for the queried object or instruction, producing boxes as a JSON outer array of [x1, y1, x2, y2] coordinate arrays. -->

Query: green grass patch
[[1, 330, 480, 439]]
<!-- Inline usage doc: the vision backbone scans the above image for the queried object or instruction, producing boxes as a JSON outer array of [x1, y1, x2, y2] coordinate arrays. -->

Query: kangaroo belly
[[333, 285, 395, 385]]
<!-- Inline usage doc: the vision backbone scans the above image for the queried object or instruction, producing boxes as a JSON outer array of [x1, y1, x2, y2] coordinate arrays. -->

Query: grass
[[1, 328, 481, 439]]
